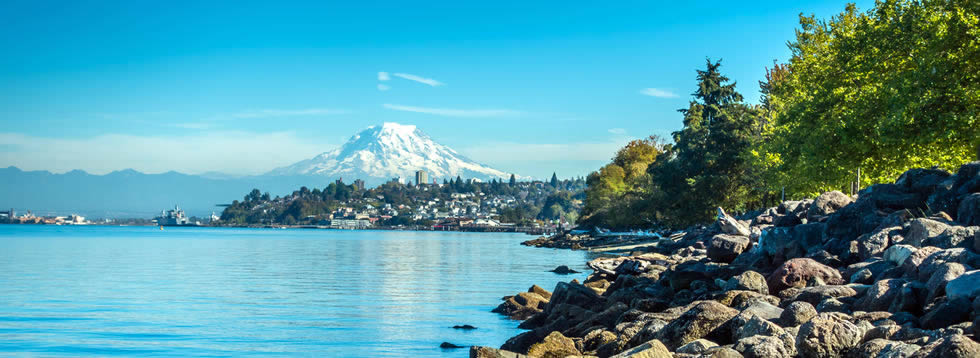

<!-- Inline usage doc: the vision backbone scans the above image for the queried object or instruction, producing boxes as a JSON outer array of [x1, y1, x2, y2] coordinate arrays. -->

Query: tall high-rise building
[[415, 170, 428, 187]]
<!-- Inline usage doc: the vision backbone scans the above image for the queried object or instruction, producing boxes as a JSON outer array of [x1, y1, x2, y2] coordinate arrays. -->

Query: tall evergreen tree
[[550, 172, 559, 187], [647, 59, 761, 228], [509, 174, 517, 186]]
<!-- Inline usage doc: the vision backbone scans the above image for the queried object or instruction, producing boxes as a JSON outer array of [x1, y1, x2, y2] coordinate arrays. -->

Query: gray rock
[[916, 248, 978, 282], [856, 227, 896, 260], [655, 300, 739, 350], [796, 312, 862, 358], [850, 268, 873, 284], [735, 315, 795, 355], [920, 297, 972, 330], [957, 193, 980, 226], [676, 339, 718, 354], [701, 347, 745, 358], [734, 335, 793, 358], [900, 246, 942, 279], [708, 234, 751, 263], [718, 207, 752, 237], [945, 270, 980, 301], [884, 245, 917, 266], [808, 191, 853, 222], [924, 226, 978, 249], [847, 339, 920, 358], [780, 301, 818, 327], [609, 338, 671, 358], [925, 262, 966, 301], [789, 285, 858, 306], [724, 271, 769, 295], [908, 334, 980, 358], [739, 301, 783, 322], [907, 218, 950, 247], [816, 298, 851, 314]]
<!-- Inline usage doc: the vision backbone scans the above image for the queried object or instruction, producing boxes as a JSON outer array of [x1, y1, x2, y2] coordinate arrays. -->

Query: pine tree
[[647, 59, 761, 228], [509, 174, 517, 186], [550, 172, 559, 187]]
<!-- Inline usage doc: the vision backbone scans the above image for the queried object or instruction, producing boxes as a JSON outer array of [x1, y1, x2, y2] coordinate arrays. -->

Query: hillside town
[[217, 170, 586, 233], [1, 209, 92, 225]]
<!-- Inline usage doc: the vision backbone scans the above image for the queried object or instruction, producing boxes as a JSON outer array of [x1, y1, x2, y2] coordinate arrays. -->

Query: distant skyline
[[0, 1, 871, 179]]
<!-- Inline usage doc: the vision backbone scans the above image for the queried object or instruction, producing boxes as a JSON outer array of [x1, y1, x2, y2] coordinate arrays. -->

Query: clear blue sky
[[0, 0, 870, 178]]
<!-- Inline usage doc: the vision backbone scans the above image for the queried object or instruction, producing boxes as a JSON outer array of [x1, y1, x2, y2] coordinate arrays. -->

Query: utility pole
[[856, 167, 861, 194]]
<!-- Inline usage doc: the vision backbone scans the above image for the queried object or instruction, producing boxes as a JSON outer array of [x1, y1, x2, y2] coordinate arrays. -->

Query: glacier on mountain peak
[[267, 123, 515, 186]]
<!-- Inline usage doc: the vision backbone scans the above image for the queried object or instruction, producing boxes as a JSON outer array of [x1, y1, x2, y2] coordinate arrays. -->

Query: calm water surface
[[0, 225, 589, 357]]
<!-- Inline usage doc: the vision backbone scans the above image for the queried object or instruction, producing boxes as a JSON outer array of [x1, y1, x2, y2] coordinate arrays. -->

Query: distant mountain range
[[0, 123, 517, 218]]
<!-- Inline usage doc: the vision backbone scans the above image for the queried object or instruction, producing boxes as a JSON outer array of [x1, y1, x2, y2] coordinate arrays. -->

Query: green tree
[[760, 0, 980, 196], [581, 136, 665, 229], [647, 59, 762, 228]]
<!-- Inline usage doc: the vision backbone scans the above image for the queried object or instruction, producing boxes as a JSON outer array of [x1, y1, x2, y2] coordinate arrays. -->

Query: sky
[[0, 0, 872, 179]]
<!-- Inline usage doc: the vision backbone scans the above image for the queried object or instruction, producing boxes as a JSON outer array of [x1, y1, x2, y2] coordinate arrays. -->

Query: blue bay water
[[0, 225, 589, 357]]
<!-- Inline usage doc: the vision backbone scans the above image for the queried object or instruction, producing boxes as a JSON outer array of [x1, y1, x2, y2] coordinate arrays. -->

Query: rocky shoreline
[[471, 162, 980, 357]]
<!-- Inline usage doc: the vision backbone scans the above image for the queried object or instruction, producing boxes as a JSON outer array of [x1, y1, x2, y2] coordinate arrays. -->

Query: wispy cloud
[[383, 104, 521, 118], [378, 71, 390, 81], [226, 108, 349, 119], [392, 73, 444, 87], [0, 131, 327, 176], [377, 84, 391, 91], [608, 128, 627, 135], [640, 88, 679, 98]]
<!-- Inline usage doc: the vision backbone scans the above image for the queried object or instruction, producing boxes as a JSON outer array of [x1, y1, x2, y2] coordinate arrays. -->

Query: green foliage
[[220, 177, 586, 226], [760, 0, 980, 196], [580, 136, 665, 229], [645, 59, 764, 228]]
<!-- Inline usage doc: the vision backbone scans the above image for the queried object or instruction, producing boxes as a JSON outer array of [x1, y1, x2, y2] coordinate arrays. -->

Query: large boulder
[[920, 297, 972, 329], [925, 262, 966, 301], [847, 339, 920, 358], [808, 191, 853, 222], [900, 246, 942, 279], [469, 346, 530, 358], [708, 234, 751, 263], [908, 334, 980, 358], [855, 279, 906, 312], [734, 335, 793, 358], [795, 312, 862, 358], [676, 339, 718, 355], [916, 248, 979, 282], [780, 301, 818, 327], [718, 207, 751, 237], [526, 331, 581, 358], [946, 270, 980, 301], [907, 218, 951, 247], [786, 285, 858, 306], [958, 193, 980, 226], [927, 225, 979, 249], [825, 198, 882, 243], [855, 227, 897, 260], [493, 291, 550, 320], [545, 281, 605, 315], [655, 300, 739, 350], [896, 168, 951, 195], [766, 258, 843, 294], [884, 244, 917, 266], [723, 271, 768, 295], [734, 316, 795, 355], [609, 339, 671, 358]]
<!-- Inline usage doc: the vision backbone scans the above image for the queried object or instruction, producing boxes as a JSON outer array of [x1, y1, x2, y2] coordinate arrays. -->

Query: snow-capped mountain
[[267, 122, 514, 185]]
